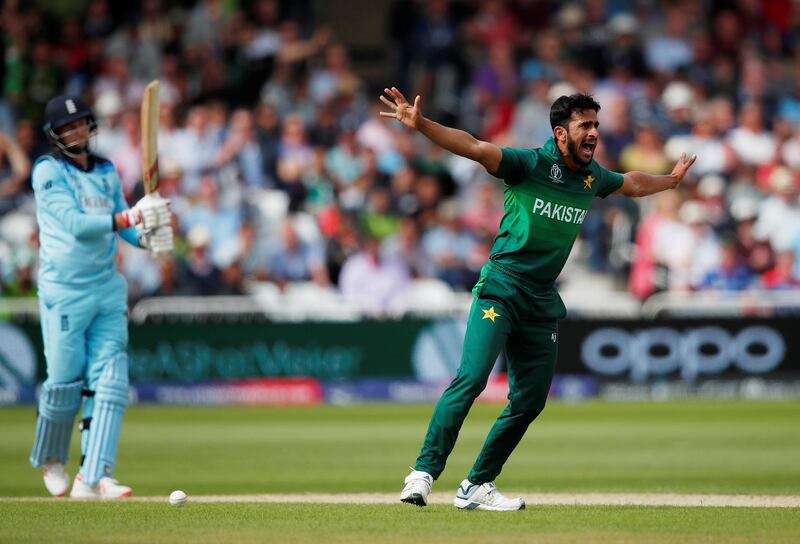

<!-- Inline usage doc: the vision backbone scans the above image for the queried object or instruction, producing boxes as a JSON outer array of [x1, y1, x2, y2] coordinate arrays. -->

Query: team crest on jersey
[[583, 175, 594, 189], [548, 163, 563, 184]]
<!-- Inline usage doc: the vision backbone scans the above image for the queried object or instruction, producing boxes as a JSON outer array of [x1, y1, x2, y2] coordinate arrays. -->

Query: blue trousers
[[39, 273, 128, 388], [36, 272, 129, 481]]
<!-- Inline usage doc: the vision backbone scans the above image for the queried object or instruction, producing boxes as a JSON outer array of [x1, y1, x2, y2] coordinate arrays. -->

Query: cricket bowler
[[29, 94, 173, 498], [381, 88, 696, 510]]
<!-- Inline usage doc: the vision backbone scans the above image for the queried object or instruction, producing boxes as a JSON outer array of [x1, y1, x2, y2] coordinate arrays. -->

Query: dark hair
[[549, 94, 601, 130]]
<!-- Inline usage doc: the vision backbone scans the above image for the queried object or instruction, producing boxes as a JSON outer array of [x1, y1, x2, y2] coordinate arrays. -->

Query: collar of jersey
[[56, 150, 97, 172], [542, 137, 592, 176]]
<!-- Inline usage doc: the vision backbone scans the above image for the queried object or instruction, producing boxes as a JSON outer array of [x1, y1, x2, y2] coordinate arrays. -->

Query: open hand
[[379, 87, 421, 130], [671, 152, 697, 184]]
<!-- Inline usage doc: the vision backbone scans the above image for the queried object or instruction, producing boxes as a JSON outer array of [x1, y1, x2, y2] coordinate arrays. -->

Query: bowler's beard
[[567, 136, 592, 167]]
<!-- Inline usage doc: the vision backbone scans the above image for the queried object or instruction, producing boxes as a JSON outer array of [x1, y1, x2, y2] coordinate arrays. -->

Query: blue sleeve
[[32, 158, 112, 239], [110, 168, 143, 248]]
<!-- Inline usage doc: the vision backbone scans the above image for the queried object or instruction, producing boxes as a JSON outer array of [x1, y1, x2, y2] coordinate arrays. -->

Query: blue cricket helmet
[[43, 94, 96, 133], [42, 94, 98, 155]]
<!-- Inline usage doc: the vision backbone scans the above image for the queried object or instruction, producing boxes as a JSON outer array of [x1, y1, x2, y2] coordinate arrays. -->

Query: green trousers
[[415, 262, 565, 484]]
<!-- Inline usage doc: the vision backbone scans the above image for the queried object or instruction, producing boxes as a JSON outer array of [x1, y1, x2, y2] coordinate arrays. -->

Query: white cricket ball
[[169, 490, 187, 507]]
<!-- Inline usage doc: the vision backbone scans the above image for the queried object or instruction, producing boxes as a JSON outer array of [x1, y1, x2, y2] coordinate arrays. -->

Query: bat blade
[[141, 80, 160, 194]]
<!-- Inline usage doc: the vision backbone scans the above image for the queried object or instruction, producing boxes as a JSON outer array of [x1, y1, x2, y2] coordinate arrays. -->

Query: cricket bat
[[140, 79, 173, 254], [141, 80, 160, 195]]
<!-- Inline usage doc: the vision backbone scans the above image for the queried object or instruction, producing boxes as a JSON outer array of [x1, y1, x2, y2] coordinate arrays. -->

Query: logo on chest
[[80, 195, 113, 211], [548, 163, 564, 184]]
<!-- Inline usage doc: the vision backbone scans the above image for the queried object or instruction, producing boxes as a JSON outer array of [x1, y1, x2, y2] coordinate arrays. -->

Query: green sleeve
[[492, 147, 538, 185], [595, 165, 624, 198]]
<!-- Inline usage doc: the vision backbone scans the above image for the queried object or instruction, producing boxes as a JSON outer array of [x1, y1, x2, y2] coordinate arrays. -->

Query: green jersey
[[489, 137, 624, 284]]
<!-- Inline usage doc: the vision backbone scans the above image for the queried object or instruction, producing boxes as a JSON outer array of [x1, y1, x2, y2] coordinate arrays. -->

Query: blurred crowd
[[0, 0, 799, 313]]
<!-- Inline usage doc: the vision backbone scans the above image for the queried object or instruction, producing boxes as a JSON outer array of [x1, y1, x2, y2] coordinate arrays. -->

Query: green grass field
[[2, 400, 799, 543]]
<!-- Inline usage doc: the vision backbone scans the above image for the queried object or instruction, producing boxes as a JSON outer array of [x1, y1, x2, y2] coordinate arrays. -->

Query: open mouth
[[581, 141, 596, 154]]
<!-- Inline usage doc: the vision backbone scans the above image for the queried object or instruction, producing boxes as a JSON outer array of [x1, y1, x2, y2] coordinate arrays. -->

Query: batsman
[[381, 88, 696, 511], [29, 93, 173, 498]]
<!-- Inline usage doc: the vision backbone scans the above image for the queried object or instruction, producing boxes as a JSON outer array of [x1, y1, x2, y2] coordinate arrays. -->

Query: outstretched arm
[[380, 87, 502, 174], [615, 152, 697, 197]]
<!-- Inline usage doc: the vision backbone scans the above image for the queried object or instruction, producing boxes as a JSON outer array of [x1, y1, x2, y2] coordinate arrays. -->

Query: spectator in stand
[[254, 102, 281, 184], [510, 78, 553, 149], [182, 226, 223, 296], [520, 30, 562, 86], [644, 5, 694, 76], [110, 110, 142, 198], [665, 109, 734, 178], [220, 258, 246, 295], [93, 91, 124, 158], [467, 0, 517, 49], [214, 108, 268, 189], [339, 233, 410, 317], [777, 73, 800, 127], [0, 131, 31, 215], [172, 104, 221, 194], [460, 180, 503, 235], [661, 81, 695, 137], [277, 113, 314, 209], [309, 43, 362, 107], [681, 200, 722, 289], [266, 217, 329, 288], [382, 215, 426, 278], [596, 95, 633, 165], [638, 193, 686, 295], [420, 200, 477, 290], [324, 210, 361, 284], [326, 129, 363, 187], [92, 55, 145, 112], [698, 238, 756, 291], [410, 0, 461, 123], [181, 174, 243, 268], [753, 166, 800, 251], [727, 101, 777, 167], [361, 185, 400, 241], [762, 249, 800, 289], [15, 119, 47, 178], [620, 124, 671, 175], [152, 257, 183, 297]]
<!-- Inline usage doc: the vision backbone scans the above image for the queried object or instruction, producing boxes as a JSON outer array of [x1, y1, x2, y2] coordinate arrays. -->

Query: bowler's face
[[565, 109, 599, 165]]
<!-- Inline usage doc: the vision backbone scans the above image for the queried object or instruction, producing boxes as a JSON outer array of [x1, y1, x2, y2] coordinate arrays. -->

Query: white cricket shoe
[[42, 461, 70, 497], [70, 473, 133, 499], [399, 469, 433, 506], [453, 479, 525, 511]]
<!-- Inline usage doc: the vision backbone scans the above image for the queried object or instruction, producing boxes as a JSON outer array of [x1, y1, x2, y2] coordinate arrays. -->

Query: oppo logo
[[580, 326, 785, 382]]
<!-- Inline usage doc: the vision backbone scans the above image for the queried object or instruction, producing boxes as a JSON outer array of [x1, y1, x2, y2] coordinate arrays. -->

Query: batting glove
[[135, 193, 171, 231], [140, 225, 174, 254]]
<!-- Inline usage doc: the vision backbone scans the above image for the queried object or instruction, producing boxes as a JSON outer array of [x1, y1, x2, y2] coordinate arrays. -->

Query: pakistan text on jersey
[[532, 197, 587, 225]]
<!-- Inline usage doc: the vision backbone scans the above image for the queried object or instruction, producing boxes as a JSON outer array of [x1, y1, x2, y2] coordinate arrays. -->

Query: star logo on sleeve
[[481, 306, 501, 323], [583, 175, 594, 189]]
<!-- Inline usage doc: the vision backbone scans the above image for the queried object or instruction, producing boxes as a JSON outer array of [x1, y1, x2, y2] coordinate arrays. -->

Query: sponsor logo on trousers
[[580, 326, 785, 382]]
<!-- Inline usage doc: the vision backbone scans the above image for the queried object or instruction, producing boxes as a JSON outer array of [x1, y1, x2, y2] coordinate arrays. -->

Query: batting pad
[[29, 379, 83, 467], [81, 354, 129, 486]]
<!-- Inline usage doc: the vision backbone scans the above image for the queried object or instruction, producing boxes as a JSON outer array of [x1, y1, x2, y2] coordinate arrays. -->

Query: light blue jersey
[[31, 153, 140, 289], [30, 151, 140, 486]]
